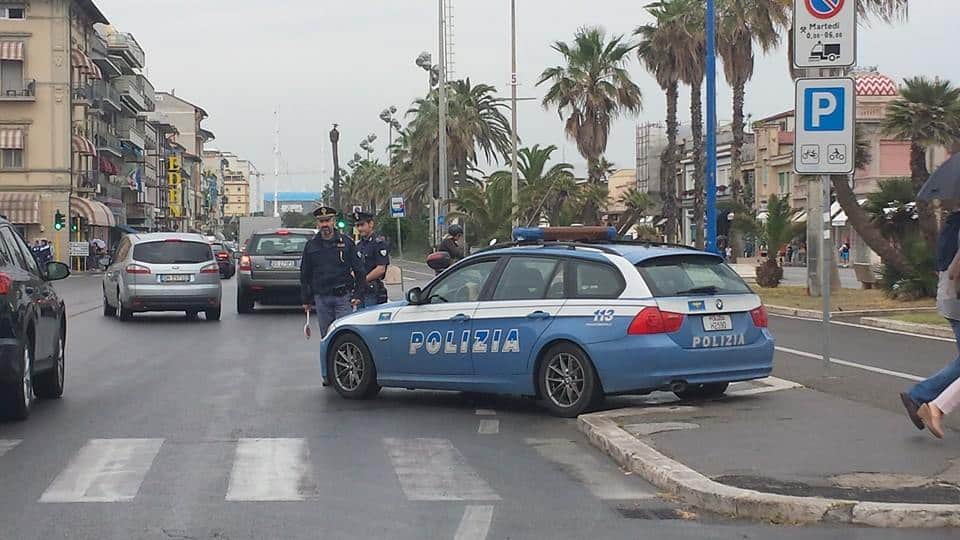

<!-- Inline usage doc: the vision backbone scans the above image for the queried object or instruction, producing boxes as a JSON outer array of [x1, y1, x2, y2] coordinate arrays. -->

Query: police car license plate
[[702, 314, 732, 332], [159, 274, 190, 283], [271, 260, 297, 269]]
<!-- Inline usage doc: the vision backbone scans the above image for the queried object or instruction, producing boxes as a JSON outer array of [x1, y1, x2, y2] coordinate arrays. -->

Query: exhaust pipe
[[669, 380, 687, 393]]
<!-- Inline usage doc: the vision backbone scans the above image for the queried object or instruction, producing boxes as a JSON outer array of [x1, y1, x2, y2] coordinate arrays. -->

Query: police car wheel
[[329, 334, 379, 399], [538, 344, 599, 418], [674, 382, 728, 401]]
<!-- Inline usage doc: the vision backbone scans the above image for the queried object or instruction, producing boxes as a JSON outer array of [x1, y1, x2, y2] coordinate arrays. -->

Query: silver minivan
[[102, 233, 222, 321]]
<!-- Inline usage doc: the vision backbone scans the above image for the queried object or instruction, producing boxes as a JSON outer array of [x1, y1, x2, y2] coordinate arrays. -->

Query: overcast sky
[[97, 0, 957, 194]]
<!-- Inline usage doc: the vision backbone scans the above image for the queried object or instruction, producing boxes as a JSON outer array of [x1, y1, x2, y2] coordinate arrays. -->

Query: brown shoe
[[900, 392, 925, 430], [918, 404, 945, 439]]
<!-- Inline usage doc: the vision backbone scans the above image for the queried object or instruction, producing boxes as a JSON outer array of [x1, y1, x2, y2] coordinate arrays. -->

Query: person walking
[[918, 377, 960, 439], [299, 206, 366, 338], [353, 210, 390, 308], [900, 210, 960, 430]]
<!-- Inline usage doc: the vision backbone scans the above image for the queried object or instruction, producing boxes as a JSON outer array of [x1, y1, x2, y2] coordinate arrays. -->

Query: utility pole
[[510, 0, 519, 228], [438, 0, 449, 245], [330, 124, 341, 211], [273, 107, 280, 218], [705, 0, 718, 253]]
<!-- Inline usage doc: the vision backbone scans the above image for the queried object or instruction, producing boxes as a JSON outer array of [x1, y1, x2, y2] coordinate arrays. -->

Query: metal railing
[[1, 79, 35, 98], [95, 131, 121, 155], [92, 81, 121, 109]]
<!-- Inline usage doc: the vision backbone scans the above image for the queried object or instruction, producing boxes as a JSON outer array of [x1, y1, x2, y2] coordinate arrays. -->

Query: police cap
[[313, 206, 338, 219], [351, 210, 374, 224]]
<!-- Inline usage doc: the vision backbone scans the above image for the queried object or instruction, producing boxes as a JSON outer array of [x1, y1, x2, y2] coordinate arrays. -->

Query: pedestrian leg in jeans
[[314, 295, 337, 339], [909, 319, 960, 404]]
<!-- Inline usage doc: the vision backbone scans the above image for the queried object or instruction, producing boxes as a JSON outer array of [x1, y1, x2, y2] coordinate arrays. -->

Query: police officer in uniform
[[353, 211, 390, 307], [300, 206, 366, 337]]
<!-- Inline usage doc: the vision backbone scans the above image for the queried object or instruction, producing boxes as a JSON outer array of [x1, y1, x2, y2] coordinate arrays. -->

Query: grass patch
[[884, 313, 950, 327], [756, 286, 935, 312]]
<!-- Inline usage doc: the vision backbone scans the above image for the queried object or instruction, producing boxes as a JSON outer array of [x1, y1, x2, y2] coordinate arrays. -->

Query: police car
[[318, 227, 774, 417]]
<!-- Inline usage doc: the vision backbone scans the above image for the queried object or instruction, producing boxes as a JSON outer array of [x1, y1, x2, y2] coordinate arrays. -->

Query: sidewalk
[[729, 261, 862, 289], [580, 381, 960, 527]]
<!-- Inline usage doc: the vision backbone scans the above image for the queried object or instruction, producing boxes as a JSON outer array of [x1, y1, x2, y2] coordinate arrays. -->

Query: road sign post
[[390, 196, 405, 259], [793, 0, 856, 372]]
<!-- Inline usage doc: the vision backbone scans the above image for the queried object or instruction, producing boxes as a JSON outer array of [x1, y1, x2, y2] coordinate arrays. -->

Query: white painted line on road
[[383, 438, 500, 501], [475, 409, 496, 416], [727, 376, 803, 397], [454, 505, 494, 540], [525, 438, 654, 500], [477, 420, 500, 434], [226, 438, 316, 502], [770, 313, 955, 343], [775, 346, 924, 382], [40, 438, 163, 503], [0, 439, 21, 457]]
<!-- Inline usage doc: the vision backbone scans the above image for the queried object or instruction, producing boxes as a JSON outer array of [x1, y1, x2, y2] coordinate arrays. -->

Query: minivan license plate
[[702, 314, 732, 332], [160, 274, 190, 283]]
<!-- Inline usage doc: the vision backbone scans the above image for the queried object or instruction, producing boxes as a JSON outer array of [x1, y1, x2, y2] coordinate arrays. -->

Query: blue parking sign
[[803, 87, 845, 131]]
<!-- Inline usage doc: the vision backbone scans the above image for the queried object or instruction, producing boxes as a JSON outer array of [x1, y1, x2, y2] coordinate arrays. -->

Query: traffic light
[[336, 215, 347, 230], [54, 210, 65, 231], [71, 218, 78, 232]]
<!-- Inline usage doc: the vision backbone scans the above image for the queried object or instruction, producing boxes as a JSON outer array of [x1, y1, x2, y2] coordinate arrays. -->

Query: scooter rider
[[353, 210, 390, 307], [438, 224, 465, 263]]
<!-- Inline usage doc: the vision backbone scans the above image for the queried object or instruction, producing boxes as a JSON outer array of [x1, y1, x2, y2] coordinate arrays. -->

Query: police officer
[[300, 206, 366, 338], [353, 211, 390, 307]]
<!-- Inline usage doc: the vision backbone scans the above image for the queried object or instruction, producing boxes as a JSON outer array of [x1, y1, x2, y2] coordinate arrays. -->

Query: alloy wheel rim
[[334, 343, 364, 391], [545, 353, 585, 408], [22, 346, 32, 409]]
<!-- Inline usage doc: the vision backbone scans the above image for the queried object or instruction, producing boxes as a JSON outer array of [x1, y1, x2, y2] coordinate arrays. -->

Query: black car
[[0, 220, 70, 420], [210, 241, 236, 279]]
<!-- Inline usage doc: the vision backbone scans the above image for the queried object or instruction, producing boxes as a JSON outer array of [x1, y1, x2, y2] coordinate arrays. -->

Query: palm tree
[[448, 175, 514, 246], [883, 76, 960, 248], [446, 79, 514, 185], [538, 26, 642, 224], [617, 188, 655, 236], [636, 0, 689, 242], [489, 144, 575, 226], [734, 194, 804, 287]]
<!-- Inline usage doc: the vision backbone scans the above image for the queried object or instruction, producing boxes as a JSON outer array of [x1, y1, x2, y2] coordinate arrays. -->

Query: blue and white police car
[[318, 227, 774, 417]]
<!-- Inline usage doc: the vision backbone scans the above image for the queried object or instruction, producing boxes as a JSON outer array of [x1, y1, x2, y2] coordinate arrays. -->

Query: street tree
[[616, 188, 656, 237], [732, 194, 804, 287], [538, 26, 642, 224], [489, 144, 576, 226], [448, 175, 514, 246]]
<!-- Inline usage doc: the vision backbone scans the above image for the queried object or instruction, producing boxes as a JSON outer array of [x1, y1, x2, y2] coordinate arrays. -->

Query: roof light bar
[[512, 226, 617, 243]]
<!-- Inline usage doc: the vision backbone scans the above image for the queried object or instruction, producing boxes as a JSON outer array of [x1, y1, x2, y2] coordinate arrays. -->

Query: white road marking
[[770, 313, 955, 343], [226, 438, 316, 501], [474, 409, 496, 416], [525, 438, 654, 500], [39, 438, 163, 503], [477, 420, 500, 434], [776, 346, 924, 382], [383, 438, 500, 501], [0, 439, 21, 457], [727, 376, 804, 396], [454, 505, 495, 540]]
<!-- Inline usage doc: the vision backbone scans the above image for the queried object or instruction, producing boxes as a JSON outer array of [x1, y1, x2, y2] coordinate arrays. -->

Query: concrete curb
[[860, 317, 955, 339], [578, 409, 960, 527], [766, 304, 936, 321]]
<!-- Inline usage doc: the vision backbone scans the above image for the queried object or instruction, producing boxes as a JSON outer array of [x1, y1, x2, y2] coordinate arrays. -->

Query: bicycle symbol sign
[[805, 0, 844, 19]]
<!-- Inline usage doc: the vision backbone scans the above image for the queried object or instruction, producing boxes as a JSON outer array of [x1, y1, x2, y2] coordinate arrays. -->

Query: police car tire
[[538, 343, 599, 418], [102, 290, 114, 317], [674, 382, 728, 401], [328, 334, 379, 399]]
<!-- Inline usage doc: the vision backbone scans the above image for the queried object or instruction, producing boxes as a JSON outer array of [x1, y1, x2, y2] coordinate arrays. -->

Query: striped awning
[[86, 58, 102, 79], [70, 196, 116, 227], [71, 49, 88, 69], [0, 129, 23, 149], [72, 134, 95, 155], [0, 41, 23, 61], [0, 192, 40, 224]]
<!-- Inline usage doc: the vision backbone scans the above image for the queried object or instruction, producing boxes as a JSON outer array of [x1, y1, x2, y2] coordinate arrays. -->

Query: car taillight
[[239, 254, 251, 272], [276, 229, 289, 235], [0, 272, 11, 295], [750, 306, 769, 328], [125, 264, 151, 274], [217, 252, 229, 260], [200, 263, 220, 274], [628, 306, 685, 335]]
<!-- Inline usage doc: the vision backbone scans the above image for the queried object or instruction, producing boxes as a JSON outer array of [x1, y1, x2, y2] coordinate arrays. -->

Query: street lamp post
[[330, 124, 341, 211], [705, 0, 718, 253], [438, 0, 449, 246], [510, 0, 519, 228]]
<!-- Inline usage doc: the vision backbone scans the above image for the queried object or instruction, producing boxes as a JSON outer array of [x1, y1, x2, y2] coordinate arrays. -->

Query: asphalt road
[[0, 266, 949, 539]]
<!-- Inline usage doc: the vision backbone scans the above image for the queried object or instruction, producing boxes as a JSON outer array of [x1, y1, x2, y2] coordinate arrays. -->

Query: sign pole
[[705, 0, 718, 253], [821, 173, 831, 369], [397, 218, 403, 259]]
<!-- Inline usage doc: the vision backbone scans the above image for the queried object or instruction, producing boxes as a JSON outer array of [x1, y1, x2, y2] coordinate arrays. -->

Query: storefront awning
[[98, 156, 118, 175], [72, 134, 95, 155], [0, 192, 39, 224], [70, 196, 116, 227], [0, 41, 23, 61], [831, 199, 868, 227], [0, 129, 24, 149]]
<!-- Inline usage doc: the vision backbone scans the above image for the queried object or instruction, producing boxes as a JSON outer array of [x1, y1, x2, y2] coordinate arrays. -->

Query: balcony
[[92, 81, 121, 112], [72, 83, 94, 105], [104, 31, 145, 70], [0, 79, 35, 101], [117, 118, 146, 151], [143, 124, 157, 150], [116, 75, 154, 113], [95, 131, 122, 157]]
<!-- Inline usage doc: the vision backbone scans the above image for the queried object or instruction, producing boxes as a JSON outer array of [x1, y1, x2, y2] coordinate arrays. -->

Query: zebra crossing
[[0, 435, 655, 504]]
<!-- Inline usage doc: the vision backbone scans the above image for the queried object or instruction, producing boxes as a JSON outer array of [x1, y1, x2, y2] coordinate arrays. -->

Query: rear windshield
[[133, 241, 214, 264], [636, 255, 752, 297], [210, 243, 226, 253], [250, 234, 312, 256]]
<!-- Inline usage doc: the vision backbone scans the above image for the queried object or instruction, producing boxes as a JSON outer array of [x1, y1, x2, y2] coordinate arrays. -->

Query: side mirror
[[406, 287, 423, 305], [45, 261, 70, 281]]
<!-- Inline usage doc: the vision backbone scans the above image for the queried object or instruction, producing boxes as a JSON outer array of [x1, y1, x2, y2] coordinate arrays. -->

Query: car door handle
[[450, 313, 471, 322], [527, 310, 551, 320]]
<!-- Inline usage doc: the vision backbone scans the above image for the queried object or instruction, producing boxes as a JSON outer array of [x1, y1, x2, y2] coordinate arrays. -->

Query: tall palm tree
[[489, 144, 575, 226], [538, 26, 643, 224], [636, 0, 690, 242], [883, 76, 960, 248], [448, 175, 514, 246]]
